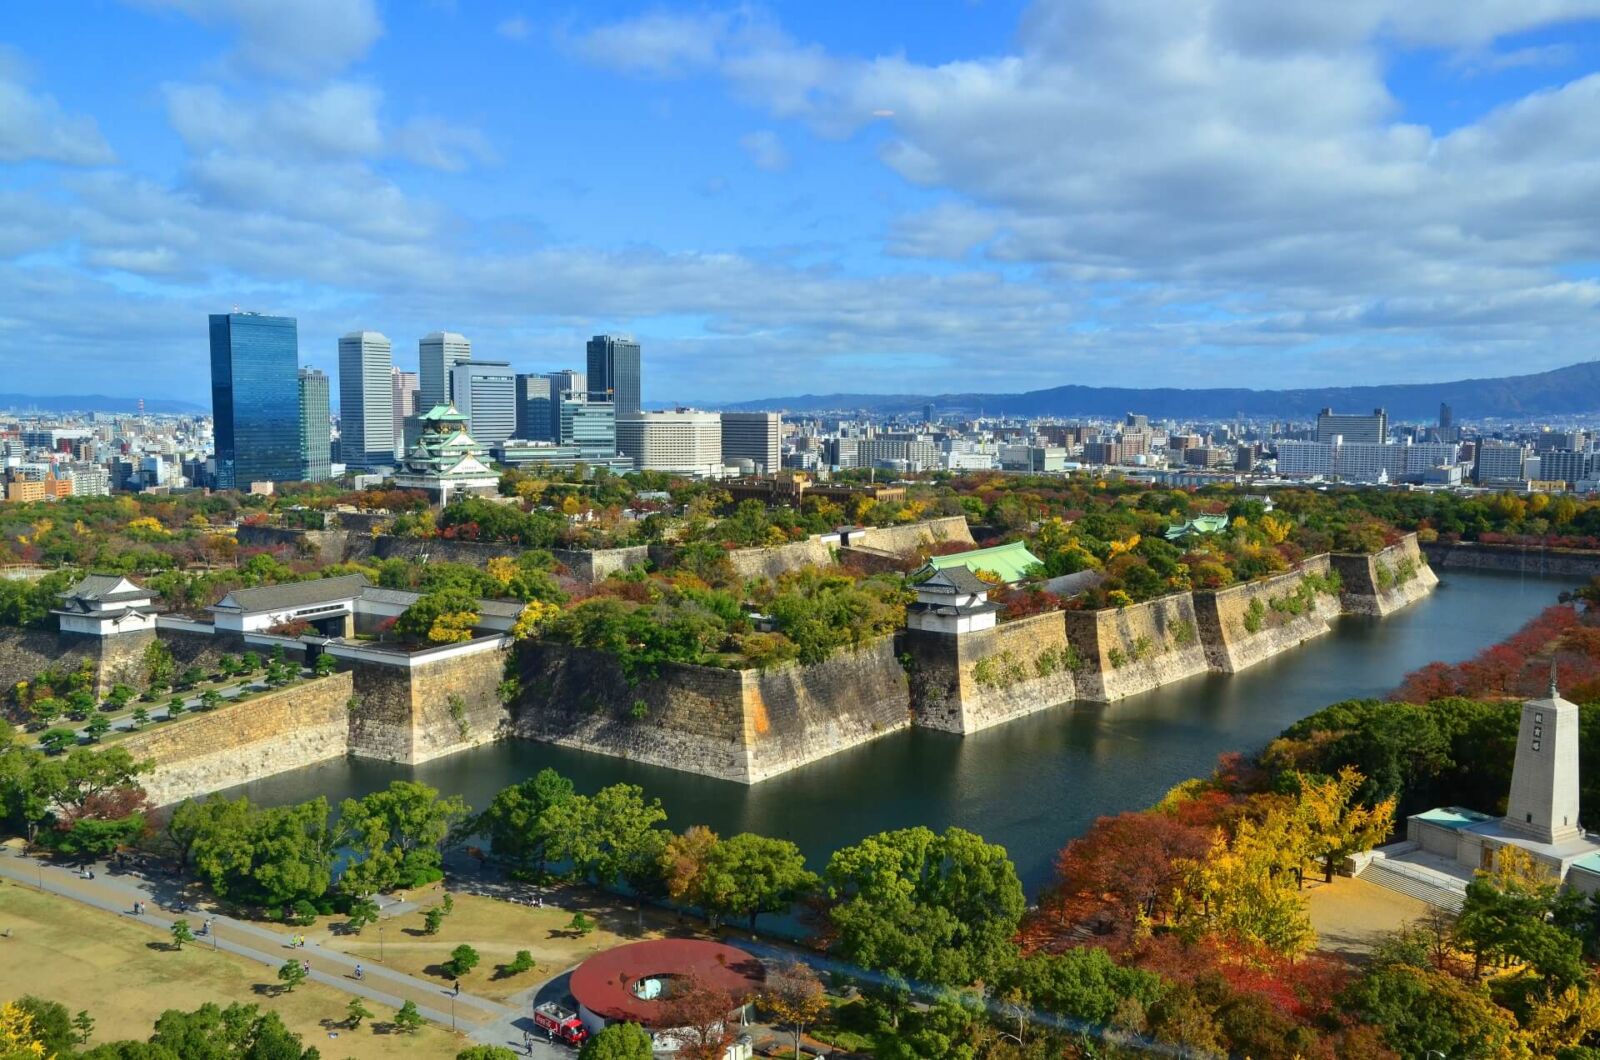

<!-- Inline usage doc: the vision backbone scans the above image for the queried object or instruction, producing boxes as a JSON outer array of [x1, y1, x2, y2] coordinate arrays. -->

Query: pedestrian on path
[[301, 959, 310, 976], [353, 964, 363, 981], [452, 979, 461, 997]]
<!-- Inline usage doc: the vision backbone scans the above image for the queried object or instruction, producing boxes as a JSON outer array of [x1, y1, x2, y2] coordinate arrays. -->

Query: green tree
[[1455, 846, 1585, 986], [825, 826, 1025, 988], [578, 1022, 654, 1059], [566, 912, 594, 937], [446, 943, 480, 978], [542, 783, 667, 889], [395, 588, 481, 644], [346, 997, 374, 1028], [313, 653, 337, 677], [185, 794, 336, 908], [338, 780, 469, 895], [84, 713, 112, 741], [457, 1047, 520, 1060], [170, 919, 194, 949], [12, 996, 75, 1057], [424, 907, 445, 935], [473, 768, 576, 877], [276, 959, 307, 993], [39, 727, 76, 754], [130, 707, 149, 729], [1339, 962, 1519, 1059], [142, 639, 175, 691], [144, 1001, 318, 1059], [72, 1008, 95, 1046], [699, 833, 817, 931], [393, 1000, 425, 1035], [345, 897, 379, 935]]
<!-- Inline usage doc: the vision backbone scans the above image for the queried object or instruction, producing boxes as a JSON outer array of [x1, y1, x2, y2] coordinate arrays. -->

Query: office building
[[337, 331, 393, 470], [1537, 450, 1592, 488], [586, 334, 642, 417], [209, 311, 302, 489], [449, 361, 516, 446], [1315, 407, 1388, 445], [616, 410, 721, 476], [491, 441, 634, 475], [719, 412, 781, 472], [515, 373, 556, 443], [297, 368, 331, 482], [1275, 439, 1457, 482], [559, 395, 618, 459], [858, 437, 940, 469], [391, 368, 418, 459], [546, 369, 586, 398], [1475, 441, 1531, 485], [418, 331, 470, 409]]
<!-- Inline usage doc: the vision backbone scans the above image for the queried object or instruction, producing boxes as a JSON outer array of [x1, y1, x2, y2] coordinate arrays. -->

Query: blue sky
[[4, 1, 1600, 406]]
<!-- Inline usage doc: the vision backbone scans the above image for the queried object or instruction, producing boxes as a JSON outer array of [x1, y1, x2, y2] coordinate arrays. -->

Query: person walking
[[353, 963, 363, 981], [301, 959, 310, 976], [452, 979, 460, 997]]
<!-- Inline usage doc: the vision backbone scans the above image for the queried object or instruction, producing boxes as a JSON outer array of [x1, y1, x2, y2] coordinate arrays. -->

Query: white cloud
[[393, 118, 497, 172], [164, 82, 384, 158], [133, 0, 382, 80], [0, 48, 115, 165], [561, 10, 734, 77], [496, 15, 530, 41], [738, 129, 789, 171]]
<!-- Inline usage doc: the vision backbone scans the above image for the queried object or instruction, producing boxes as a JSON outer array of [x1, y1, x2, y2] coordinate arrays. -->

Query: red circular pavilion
[[568, 938, 767, 1030]]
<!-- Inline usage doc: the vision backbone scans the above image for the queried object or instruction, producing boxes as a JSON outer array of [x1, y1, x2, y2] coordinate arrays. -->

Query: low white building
[[52, 574, 158, 637]]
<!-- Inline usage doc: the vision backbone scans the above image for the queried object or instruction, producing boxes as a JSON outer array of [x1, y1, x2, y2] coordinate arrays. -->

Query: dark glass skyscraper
[[585, 334, 641, 417], [209, 312, 302, 489]]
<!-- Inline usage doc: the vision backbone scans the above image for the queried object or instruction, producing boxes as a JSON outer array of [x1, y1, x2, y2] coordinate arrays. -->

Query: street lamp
[[378, 924, 385, 963]]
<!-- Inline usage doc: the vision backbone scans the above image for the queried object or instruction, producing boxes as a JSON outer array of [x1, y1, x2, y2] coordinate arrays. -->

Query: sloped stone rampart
[[345, 647, 510, 764], [0, 629, 153, 702], [508, 637, 909, 783], [235, 525, 351, 564], [1064, 592, 1210, 702], [1192, 556, 1342, 674], [1333, 533, 1438, 616], [727, 538, 835, 580], [122, 672, 352, 806], [1422, 541, 1600, 578], [549, 546, 650, 583], [902, 610, 1077, 733], [856, 515, 976, 555]]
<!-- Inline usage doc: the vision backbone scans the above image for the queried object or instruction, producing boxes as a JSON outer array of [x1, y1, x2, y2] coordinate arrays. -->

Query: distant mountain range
[[720, 360, 1600, 421], [0, 394, 208, 415]]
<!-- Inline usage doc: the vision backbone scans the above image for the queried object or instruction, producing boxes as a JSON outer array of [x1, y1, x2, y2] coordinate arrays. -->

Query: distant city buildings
[[338, 331, 393, 470], [209, 311, 302, 489], [449, 360, 516, 446], [586, 334, 641, 417], [390, 368, 418, 460], [1315, 407, 1388, 445], [515, 373, 556, 443], [617, 409, 721, 476], [419, 331, 470, 410], [297, 368, 331, 482], [719, 412, 781, 473]]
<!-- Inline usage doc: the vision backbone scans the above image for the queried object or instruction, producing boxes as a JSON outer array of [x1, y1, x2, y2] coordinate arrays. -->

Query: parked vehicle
[[532, 1002, 589, 1047]]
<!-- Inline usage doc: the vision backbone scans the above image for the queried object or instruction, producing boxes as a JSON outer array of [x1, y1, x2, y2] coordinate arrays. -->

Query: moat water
[[225, 569, 1571, 895]]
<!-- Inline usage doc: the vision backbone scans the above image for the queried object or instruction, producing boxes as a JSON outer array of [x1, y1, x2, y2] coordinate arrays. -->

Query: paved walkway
[[0, 851, 574, 1056]]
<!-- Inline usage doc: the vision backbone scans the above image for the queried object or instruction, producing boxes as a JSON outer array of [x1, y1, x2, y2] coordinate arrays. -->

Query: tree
[[199, 689, 222, 712], [84, 713, 111, 742], [142, 639, 176, 692], [658, 975, 742, 1060], [446, 943, 480, 978], [661, 825, 720, 918], [338, 780, 467, 896], [1174, 805, 1316, 957], [1042, 810, 1211, 942], [345, 897, 379, 934], [474, 768, 576, 877], [395, 588, 481, 644], [393, 1000, 425, 1034], [825, 826, 1025, 988], [39, 727, 76, 754], [760, 961, 828, 1060], [566, 911, 595, 937], [457, 1047, 520, 1060], [313, 653, 337, 677], [1454, 845, 1584, 986], [12, 996, 74, 1057], [424, 907, 445, 935], [186, 795, 336, 908], [1338, 962, 1519, 1059], [72, 1009, 94, 1046], [700, 833, 817, 930], [1295, 766, 1395, 882], [130, 707, 149, 729], [276, 959, 307, 993], [543, 783, 668, 889], [145, 1002, 317, 1059], [578, 1022, 653, 1060], [170, 919, 194, 949], [345, 997, 374, 1028]]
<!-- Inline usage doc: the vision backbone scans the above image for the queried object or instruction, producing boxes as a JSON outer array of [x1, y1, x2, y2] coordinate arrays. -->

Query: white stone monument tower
[[1503, 662, 1582, 845]]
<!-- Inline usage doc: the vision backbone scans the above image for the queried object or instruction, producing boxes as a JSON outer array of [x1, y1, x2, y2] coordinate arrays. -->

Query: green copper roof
[[926, 540, 1042, 584], [420, 403, 469, 423], [1412, 806, 1494, 830], [1164, 514, 1231, 541]]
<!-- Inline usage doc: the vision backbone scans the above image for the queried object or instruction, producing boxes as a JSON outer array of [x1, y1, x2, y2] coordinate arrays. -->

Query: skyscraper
[[450, 360, 517, 445], [419, 331, 470, 410], [545, 369, 586, 399], [390, 368, 418, 459], [586, 334, 641, 417], [209, 311, 301, 489], [298, 368, 331, 482], [1315, 407, 1387, 445], [559, 394, 617, 458], [720, 412, 781, 472], [516, 373, 556, 442], [337, 331, 393, 469]]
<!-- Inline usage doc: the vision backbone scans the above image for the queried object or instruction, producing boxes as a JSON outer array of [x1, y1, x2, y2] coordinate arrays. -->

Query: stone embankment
[[1422, 541, 1600, 579], [122, 672, 353, 806], [509, 636, 911, 784], [1193, 556, 1343, 674], [902, 610, 1078, 733], [1332, 534, 1438, 616]]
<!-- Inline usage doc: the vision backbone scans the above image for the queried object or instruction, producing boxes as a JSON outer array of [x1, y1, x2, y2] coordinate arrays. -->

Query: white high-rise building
[[449, 361, 517, 446], [617, 410, 723, 476], [337, 331, 394, 470], [720, 412, 781, 472], [390, 368, 418, 459], [419, 331, 470, 410]]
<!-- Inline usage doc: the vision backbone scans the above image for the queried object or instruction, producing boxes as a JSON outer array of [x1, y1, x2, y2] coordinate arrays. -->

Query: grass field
[[282, 883, 675, 1003], [0, 883, 465, 1059]]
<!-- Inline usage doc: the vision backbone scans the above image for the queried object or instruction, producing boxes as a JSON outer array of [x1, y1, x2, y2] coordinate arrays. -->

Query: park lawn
[[308, 889, 672, 1003], [0, 884, 463, 1059]]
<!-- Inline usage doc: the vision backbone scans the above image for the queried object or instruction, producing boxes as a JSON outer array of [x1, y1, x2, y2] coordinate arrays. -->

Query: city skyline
[[5, 3, 1600, 403]]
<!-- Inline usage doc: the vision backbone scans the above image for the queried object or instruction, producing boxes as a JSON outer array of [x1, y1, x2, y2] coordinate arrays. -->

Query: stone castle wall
[[1064, 592, 1211, 702], [1192, 556, 1342, 674], [902, 609, 1077, 733], [508, 637, 909, 783], [1333, 533, 1438, 616], [123, 671, 352, 806], [0, 628, 153, 703], [549, 545, 651, 583], [235, 525, 351, 565], [727, 538, 836, 581], [855, 515, 976, 555], [345, 646, 510, 765], [1422, 541, 1600, 579]]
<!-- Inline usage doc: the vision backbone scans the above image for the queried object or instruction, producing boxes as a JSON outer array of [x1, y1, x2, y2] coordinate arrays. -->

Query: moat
[[224, 569, 1570, 894]]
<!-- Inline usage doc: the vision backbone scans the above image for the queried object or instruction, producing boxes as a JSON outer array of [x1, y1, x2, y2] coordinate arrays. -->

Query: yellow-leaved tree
[[427, 611, 479, 644], [510, 600, 561, 641], [0, 1000, 47, 1058], [1296, 766, 1395, 883], [1174, 803, 1316, 958], [1522, 983, 1600, 1057]]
